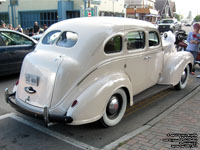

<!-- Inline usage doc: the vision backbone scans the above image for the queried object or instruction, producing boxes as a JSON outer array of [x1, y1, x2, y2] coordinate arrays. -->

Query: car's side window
[[126, 31, 145, 50], [1, 32, 33, 46], [149, 31, 160, 47], [104, 36, 122, 54], [0, 33, 12, 46], [0, 35, 5, 46]]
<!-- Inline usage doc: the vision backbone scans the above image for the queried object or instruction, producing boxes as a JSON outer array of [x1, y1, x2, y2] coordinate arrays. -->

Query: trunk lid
[[16, 50, 63, 108]]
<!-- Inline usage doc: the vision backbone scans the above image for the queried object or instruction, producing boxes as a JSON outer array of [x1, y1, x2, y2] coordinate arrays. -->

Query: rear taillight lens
[[71, 100, 78, 107], [16, 80, 19, 85]]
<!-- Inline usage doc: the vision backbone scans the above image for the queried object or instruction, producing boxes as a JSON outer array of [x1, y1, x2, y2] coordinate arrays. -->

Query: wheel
[[175, 65, 189, 90], [100, 89, 127, 127]]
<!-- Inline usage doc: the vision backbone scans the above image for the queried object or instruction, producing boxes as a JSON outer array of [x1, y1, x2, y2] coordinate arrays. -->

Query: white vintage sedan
[[5, 17, 193, 127]]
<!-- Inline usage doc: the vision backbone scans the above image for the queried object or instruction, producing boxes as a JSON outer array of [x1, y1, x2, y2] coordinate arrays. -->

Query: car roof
[[48, 17, 156, 33], [0, 28, 37, 44]]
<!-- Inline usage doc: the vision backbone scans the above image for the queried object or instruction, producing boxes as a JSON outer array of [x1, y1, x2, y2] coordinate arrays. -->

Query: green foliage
[[174, 13, 182, 21], [194, 15, 200, 22]]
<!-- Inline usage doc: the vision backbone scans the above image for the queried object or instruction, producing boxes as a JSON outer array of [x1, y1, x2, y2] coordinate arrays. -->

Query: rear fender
[[67, 73, 132, 125], [158, 51, 193, 85]]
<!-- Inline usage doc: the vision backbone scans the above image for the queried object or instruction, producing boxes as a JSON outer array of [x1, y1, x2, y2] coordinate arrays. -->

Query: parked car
[[185, 20, 193, 26], [32, 34, 43, 41], [158, 19, 180, 33], [0, 29, 37, 76], [5, 17, 193, 127]]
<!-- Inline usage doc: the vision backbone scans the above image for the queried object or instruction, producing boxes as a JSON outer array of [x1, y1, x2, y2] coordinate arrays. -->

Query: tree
[[174, 13, 182, 21], [194, 15, 200, 22]]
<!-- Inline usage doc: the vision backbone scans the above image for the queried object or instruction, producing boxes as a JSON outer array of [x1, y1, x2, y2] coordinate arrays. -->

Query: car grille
[[158, 25, 170, 32]]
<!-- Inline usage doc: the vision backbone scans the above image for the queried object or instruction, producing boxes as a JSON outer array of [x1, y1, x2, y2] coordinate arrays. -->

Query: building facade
[[125, 0, 158, 23], [155, 0, 176, 18], [0, 0, 124, 29]]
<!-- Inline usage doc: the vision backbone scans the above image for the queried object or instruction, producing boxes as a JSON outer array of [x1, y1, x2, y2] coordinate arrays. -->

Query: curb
[[103, 86, 200, 150]]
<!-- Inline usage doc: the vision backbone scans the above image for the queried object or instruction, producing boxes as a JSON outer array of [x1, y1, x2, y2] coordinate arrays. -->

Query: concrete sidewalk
[[117, 87, 200, 150]]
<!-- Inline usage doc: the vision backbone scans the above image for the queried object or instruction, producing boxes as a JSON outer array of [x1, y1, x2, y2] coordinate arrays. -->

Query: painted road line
[[0, 113, 15, 120], [9, 114, 100, 150], [126, 89, 171, 112], [125, 90, 171, 117], [104, 85, 200, 150], [147, 85, 200, 126]]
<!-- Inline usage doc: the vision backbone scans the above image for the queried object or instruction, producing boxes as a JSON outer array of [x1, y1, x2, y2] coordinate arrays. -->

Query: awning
[[149, 9, 158, 15], [127, 8, 158, 15]]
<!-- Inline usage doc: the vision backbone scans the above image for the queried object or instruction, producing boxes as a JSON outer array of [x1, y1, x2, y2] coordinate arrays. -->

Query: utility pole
[[10, 0, 14, 27], [112, 0, 115, 16], [88, 0, 90, 8]]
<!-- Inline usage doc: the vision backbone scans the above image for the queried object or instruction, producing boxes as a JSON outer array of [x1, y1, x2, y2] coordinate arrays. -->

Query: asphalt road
[[182, 25, 192, 34], [0, 26, 199, 150]]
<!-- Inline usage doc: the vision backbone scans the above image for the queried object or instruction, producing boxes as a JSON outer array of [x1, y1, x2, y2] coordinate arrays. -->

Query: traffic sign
[[84, 10, 94, 17]]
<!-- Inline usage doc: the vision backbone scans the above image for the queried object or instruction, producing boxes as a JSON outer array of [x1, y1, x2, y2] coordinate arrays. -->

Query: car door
[[1, 31, 36, 73], [145, 30, 163, 88], [124, 30, 149, 95], [0, 33, 10, 75]]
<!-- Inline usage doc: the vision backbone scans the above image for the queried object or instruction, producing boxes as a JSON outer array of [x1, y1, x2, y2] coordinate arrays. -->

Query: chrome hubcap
[[108, 97, 119, 115], [106, 94, 122, 119], [181, 69, 187, 84]]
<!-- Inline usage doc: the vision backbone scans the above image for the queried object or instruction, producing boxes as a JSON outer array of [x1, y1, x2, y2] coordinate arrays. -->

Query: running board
[[133, 85, 172, 104]]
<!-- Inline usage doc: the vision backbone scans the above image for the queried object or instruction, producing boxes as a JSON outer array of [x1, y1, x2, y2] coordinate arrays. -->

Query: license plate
[[25, 74, 39, 86]]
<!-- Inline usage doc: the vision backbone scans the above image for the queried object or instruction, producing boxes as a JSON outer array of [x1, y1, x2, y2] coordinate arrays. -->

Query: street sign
[[84, 10, 94, 17], [88, 12, 91, 17]]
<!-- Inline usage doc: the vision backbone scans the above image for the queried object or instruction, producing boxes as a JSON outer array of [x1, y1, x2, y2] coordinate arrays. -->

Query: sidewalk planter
[[5, 17, 194, 127]]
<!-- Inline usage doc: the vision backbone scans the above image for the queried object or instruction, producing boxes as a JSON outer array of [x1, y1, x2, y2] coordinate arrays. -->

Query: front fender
[[158, 51, 193, 85], [67, 73, 132, 125]]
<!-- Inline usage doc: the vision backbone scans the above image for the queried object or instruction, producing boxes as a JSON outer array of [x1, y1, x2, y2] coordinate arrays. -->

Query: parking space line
[[104, 86, 200, 150], [125, 90, 171, 117], [0, 113, 15, 120], [8, 114, 100, 150]]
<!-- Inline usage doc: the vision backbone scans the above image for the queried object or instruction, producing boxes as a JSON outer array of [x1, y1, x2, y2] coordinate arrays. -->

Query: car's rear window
[[42, 30, 61, 45], [161, 20, 174, 24], [57, 31, 78, 48]]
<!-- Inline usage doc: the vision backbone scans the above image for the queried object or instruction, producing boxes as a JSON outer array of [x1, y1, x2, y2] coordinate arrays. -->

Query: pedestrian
[[0, 21, 6, 28], [8, 24, 13, 30], [15, 24, 23, 33], [186, 23, 200, 75], [43, 24, 48, 32], [33, 21, 40, 35]]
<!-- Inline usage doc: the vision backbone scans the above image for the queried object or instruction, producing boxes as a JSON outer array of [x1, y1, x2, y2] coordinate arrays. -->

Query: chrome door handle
[[144, 56, 152, 60]]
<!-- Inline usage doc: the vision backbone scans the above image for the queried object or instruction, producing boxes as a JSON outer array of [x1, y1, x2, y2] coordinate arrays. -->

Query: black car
[[0, 29, 37, 76], [158, 19, 180, 33]]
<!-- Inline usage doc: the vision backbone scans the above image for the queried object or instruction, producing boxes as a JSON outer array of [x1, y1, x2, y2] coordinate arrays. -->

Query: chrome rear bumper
[[5, 88, 73, 126]]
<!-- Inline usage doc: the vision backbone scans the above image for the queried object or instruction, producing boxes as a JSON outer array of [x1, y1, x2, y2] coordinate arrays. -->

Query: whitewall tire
[[101, 88, 127, 127], [175, 65, 189, 90]]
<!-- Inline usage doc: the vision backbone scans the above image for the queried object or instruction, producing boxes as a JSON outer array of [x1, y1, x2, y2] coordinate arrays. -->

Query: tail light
[[16, 80, 19, 85], [71, 100, 78, 107]]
